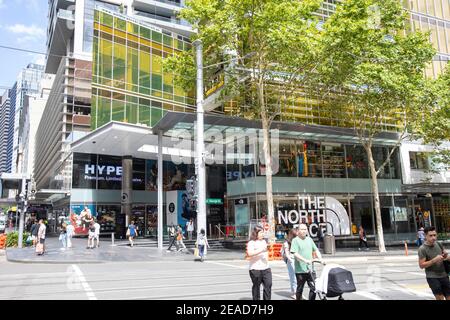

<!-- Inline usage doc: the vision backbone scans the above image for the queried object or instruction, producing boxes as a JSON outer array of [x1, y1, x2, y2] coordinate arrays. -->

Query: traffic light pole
[[194, 39, 207, 238], [17, 177, 26, 249]]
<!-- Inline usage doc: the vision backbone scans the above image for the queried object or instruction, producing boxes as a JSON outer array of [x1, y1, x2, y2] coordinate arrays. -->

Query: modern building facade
[[34, 0, 450, 243], [10, 64, 45, 175], [0, 90, 13, 174]]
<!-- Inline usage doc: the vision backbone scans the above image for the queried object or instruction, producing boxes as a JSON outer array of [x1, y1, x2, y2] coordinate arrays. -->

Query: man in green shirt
[[418, 226, 450, 300], [290, 224, 323, 300]]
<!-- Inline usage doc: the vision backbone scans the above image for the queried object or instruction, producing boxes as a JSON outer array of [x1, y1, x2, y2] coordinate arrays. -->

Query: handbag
[[194, 248, 199, 257], [126, 229, 130, 237]]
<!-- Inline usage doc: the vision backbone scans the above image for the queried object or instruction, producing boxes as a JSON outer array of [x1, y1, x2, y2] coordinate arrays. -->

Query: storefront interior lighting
[[138, 144, 194, 158]]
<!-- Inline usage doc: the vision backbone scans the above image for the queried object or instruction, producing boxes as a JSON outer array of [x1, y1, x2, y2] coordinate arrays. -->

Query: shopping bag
[[35, 243, 44, 254], [194, 248, 199, 257]]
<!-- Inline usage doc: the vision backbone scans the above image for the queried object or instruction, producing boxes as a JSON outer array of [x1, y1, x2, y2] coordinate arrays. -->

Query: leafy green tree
[[166, 0, 324, 240], [316, 0, 436, 252]]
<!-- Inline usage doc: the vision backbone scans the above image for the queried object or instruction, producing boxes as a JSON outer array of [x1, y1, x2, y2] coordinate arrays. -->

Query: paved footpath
[[0, 237, 439, 300]]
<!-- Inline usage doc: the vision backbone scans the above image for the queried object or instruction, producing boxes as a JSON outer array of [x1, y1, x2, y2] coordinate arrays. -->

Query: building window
[[409, 152, 430, 170], [322, 143, 345, 178], [346, 145, 369, 179]]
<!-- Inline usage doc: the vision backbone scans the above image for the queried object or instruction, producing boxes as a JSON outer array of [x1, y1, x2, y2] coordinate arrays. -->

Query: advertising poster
[[166, 191, 178, 227], [69, 204, 97, 236]]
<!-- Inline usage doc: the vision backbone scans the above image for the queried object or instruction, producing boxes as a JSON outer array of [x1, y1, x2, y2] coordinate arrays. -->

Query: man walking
[[94, 220, 101, 248], [290, 224, 322, 300], [66, 223, 74, 248], [187, 218, 194, 240], [167, 225, 178, 252], [418, 226, 450, 300]]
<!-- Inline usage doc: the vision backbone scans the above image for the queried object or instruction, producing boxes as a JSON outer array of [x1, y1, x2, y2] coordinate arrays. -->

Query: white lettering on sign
[[277, 196, 351, 236], [84, 165, 123, 176]]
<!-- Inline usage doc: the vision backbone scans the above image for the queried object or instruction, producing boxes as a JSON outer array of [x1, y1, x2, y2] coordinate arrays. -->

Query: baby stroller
[[311, 261, 356, 300]]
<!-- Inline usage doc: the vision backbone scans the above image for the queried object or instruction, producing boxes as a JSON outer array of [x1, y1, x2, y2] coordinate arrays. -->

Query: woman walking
[[247, 226, 272, 300], [196, 229, 210, 261], [282, 228, 298, 299], [176, 225, 187, 252], [359, 225, 369, 251], [126, 221, 138, 247], [59, 222, 67, 250]]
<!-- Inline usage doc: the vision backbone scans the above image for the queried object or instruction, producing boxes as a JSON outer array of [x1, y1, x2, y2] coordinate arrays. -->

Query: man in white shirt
[[187, 218, 194, 240], [94, 220, 101, 248], [66, 223, 75, 248]]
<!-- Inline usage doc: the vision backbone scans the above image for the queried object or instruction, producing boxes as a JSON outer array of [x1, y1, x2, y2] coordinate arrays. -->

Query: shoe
[[86, 246, 90, 249], [358, 248, 361, 251], [291, 294, 296, 300]]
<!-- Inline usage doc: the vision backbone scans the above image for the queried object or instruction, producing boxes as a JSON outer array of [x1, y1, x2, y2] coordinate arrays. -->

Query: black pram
[[312, 262, 356, 300]]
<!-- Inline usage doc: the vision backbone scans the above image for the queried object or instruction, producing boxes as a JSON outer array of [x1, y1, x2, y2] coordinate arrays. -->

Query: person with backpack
[[196, 229, 210, 262], [282, 228, 298, 299], [247, 226, 272, 300], [126, 221, 137, 247], [418, 226, 450, 300]]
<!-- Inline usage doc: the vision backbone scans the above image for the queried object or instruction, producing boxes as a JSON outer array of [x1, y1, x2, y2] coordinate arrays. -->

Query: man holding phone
[[418, 226, 450, 300]]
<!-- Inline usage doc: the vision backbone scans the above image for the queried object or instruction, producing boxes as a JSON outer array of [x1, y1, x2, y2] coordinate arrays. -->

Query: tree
[[413, 67, 450, 171], [315, 0, 436, 252], [165, 0, 324, 241]]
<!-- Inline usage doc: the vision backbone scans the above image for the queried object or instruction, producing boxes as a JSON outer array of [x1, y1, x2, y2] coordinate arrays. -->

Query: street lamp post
[[193, 39, 207, 238]]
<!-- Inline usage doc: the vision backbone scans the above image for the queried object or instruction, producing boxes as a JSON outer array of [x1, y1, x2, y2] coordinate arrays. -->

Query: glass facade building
[[91, 8, 195, 129]]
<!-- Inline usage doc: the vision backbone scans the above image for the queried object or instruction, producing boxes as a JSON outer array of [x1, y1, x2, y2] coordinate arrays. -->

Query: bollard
[[111, 233, 115, 246], [404, 241, 408, 256]]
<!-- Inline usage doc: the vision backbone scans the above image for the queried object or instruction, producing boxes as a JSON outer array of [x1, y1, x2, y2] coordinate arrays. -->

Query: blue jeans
[[285, 259, 297, 294], [198, 245, 205, 257], [60, 234, 67, 248]]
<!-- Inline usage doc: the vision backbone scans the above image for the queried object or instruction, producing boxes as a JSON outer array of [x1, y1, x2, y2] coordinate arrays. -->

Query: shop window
[[372, 146, 390, 179], [133, 158, 146, 190], [96, 205, 119, 234], [72, 153, 98, 189], [350, 196, 374, 235], [322, 143, 345, 178], [346, 145, 369, 178], [278, 140, 297, 177], [97, 155, 122, 190], [409, 152, 430, 170], [300, 141, 322, 178]]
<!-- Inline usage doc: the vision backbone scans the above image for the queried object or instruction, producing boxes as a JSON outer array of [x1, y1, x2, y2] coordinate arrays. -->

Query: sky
[[0, 0, 48, 91]]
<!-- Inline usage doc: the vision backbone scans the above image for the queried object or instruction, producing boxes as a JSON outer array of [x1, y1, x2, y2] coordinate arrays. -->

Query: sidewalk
[[5, 236, 421, 264]]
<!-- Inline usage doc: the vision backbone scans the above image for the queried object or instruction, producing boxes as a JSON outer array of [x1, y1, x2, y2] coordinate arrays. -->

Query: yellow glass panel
[[438, 25, 448, 54], [427, 0, 435, 15], [444, 0, 450, 19], [152, 54, 162, 74], [99, 24, 113, 34], [128, 34, 139, 44], [115, 29, 127, 39]]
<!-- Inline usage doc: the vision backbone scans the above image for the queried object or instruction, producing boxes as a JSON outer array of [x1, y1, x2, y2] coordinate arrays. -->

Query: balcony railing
[[134, 11, 190, 27]]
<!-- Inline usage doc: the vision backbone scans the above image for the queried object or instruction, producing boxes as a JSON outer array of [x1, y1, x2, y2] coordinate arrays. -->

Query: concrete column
[[121, 156, 133, 228], [157, 131, 163, 250]]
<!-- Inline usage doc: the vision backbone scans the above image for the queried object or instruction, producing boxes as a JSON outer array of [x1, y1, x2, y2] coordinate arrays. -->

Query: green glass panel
[[115, 17, 126, 31], [139, 51, 151, 90], [126, 103, 138, 124], [91, 94, 98, 129], [94, 10, 99, 23], [138, 105, 151, 126], [102, 12, 113, 27], [98, 97, 111, 126], [111, 98, 125, 122], [152, 31, 162, 43], [163, 35, 173, 47], [140, 27, 151, 40], [151, 74, 162, 91], [151, 107, 163, 127]]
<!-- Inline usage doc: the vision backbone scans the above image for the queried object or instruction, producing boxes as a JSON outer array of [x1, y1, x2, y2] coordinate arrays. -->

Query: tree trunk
[[258, 80, 275, 242], [366, 145, 387, 253], [261, 117, 275, 242]]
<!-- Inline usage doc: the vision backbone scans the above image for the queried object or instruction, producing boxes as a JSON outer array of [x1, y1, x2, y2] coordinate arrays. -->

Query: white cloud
[[6, 24, 45, 38]]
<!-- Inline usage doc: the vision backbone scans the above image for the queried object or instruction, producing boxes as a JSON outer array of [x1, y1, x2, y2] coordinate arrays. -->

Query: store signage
[[206, 198, 223, 205], [85, 165, 122, 176], [277, 196, 351, 236], [226, 171, 255, 180]]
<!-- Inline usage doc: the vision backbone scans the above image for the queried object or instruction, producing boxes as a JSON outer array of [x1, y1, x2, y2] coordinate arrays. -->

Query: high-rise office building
[[0, 89, 13, 174]]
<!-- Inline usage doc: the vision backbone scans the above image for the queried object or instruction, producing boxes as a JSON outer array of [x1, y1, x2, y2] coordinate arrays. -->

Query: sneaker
[[290, 294, 296, 300]]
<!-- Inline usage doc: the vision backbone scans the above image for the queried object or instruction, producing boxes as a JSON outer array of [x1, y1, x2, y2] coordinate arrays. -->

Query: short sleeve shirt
[[247, 240, 269, 270], [418, 242, 447, 278], [290, 236, 318, 273]]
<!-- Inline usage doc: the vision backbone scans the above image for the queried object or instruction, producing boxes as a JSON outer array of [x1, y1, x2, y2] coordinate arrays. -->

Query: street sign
[[206, 198, 223, 205]]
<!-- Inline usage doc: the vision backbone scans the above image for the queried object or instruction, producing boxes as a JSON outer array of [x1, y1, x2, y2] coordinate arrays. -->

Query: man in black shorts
[[418, 226, 450, 300]]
